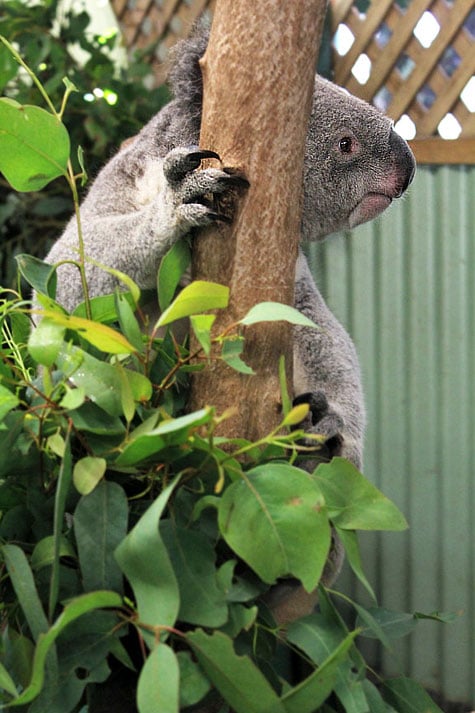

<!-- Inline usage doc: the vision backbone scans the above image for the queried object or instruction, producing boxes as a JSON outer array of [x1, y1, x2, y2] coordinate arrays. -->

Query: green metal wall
[[306, 165, 475, 706]]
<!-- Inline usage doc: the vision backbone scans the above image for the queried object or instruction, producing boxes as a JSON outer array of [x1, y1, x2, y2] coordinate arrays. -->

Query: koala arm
[[45, 147, 245, 312], [293, 250, 365, 470]]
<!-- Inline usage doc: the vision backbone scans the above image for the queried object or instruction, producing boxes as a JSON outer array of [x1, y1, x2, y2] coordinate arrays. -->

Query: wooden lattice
[[331, 0, 475, 162], [110, 0, 475, 163]]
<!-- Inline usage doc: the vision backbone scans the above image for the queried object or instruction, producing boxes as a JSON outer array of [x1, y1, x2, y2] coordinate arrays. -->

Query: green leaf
[[0, 384, 19, 422], [357, 607, 418, 640], [281, 631, 358, 713], [16, 254, 57, 298], [31, 536, 76, 571], [1, 544, 49, 642], [4, 591, 122, 708], [39, 310, 137, 355], [335, 528, 376, 601], [115, 291, 144, 352], [73, 456, 106, 495], [381, 677, 444, 713], [28, 318, 64, 367], [158, 239, 191, 312], [221, 336, 254, 374], [74, 481, 128, 593], [0, 662, 19, 699], [160, 522, 228, 627], [218, 463, 331, 591], [115, 408, 213, 467], [55, 344, 151, 417], [281, 403, 309, 428], [313, 458, 408, 531], [190, 314, 215, 357], [136, 644, 179, 713], [114, 478, 180, 649], [0, 99, 70, 191], [239, 302, 318, 328], [156, 281, 229, 328], [176, 651, 210, 708], [49, 430, 73, 619], [187, 630, 286, 713]]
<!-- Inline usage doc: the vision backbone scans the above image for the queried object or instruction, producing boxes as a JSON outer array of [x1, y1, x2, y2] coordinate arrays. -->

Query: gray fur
[[43, 28, 415, 472]]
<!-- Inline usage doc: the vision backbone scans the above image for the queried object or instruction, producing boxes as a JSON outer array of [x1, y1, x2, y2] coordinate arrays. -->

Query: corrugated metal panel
[[306, 165, 475, 705]]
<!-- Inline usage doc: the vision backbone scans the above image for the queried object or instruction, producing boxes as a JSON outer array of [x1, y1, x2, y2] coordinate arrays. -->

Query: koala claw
[[163, 146, 220, 182]]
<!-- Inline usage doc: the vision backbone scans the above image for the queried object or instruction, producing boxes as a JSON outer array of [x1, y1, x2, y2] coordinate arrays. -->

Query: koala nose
[[390, 128, 416, 195]]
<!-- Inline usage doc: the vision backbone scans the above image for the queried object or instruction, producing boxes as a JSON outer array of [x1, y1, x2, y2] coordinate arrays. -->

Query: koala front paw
[[163, 146, 249, 230]]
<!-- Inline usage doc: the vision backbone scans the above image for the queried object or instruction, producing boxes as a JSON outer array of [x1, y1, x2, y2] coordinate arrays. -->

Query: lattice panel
[[331, 0, 475, 141], [110, 0, 216, 85]]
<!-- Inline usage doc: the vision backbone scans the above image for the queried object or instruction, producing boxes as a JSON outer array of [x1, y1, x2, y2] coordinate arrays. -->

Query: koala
[[43, 30, 414, 473]]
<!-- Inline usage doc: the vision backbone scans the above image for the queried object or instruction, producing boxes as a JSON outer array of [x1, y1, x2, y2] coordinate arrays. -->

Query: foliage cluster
[[0, 20, 454, 713], [0, 0, 168, 286]]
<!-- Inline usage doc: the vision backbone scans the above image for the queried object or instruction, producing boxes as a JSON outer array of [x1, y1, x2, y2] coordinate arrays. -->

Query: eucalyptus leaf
[[136, 644, 179, 713], [335, 528, 376, 601], [158, 239, 191, 312], [16, 254, 57, 297], [0, 384, 19, 422], [160, 521, 228, 627], [114, 478, 180, 649], [221, 336, 254, 374], [382, 677, 444, 712], [177, 651, 210, 708], [190, 314, 215, 357], [187, 630, 286, 713], [218, 463, 331, 590], [313, 458, 408, 531], [156, 281, 229, 328], [74, 480, 128, 593], [39, 310, 137, 355], [0, 99, 70, 191], [28, 318, 64, 367], [239, 301, 318, 328]]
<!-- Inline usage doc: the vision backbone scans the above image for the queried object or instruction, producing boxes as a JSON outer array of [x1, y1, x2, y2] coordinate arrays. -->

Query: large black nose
[[390, 128, 416, 194]]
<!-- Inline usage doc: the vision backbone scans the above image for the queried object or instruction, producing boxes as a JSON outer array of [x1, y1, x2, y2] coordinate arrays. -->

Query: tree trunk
[[189, 0, 326, 441]]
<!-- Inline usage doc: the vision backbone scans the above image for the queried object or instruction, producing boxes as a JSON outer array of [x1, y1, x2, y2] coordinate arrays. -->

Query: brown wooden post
[[189, 0, 327, 441]]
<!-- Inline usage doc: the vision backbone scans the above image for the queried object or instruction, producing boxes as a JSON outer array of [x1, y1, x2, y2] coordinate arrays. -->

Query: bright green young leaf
[[158, 239, 191, 312], [0, 99, 70, 191], [187, 630, 286, 713], [190, 314, 215, 357], [49, 430, 73, 619], [313, 458, 408, 531], [221, 336, 254, 374], [16, 254, 58, 298], [160, 522, 228, 627], [114, 478, 180, 649], [115, 408, 213, 467], [82, 254, 141, 306], [59, 385, 86, 411], [382, 677, 444, 712], [239, 302, 318, 329], [27, 318, 64, 367], [335, 528, 376, 601], [136, 644, 179, 713], [156, 281, 229, 328], [74, 481, 128, 593], [73, 456, 107, 495], [0, 385, 19, 422], [218, 463, 331, 591], [38, 310, 137, 355], [281, 402, 309, 428], [4, 591, 122, 708]]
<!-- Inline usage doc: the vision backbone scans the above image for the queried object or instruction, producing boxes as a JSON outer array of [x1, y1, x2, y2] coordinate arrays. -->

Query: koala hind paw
[[293, 391, 344, 463]]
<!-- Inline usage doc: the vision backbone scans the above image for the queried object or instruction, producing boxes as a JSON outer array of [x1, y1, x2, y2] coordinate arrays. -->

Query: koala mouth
[[349, 193, 392, 228]]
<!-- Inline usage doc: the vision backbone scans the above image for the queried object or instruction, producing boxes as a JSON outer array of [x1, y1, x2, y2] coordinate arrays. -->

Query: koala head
[[302, 76, 416, 242]]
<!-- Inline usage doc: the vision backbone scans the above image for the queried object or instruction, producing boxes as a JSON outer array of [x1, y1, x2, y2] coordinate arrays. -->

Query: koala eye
[[339, 136, 353, 153]]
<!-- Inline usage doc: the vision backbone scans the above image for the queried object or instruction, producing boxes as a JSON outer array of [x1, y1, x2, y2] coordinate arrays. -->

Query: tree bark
[[189, 0, 326, 441]]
